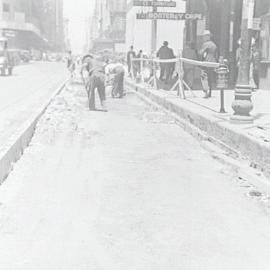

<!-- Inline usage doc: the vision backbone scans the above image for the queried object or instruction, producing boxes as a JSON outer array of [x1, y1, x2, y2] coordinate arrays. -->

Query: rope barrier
[[130, 56, 221, 99], [131, 57, 219, 68]]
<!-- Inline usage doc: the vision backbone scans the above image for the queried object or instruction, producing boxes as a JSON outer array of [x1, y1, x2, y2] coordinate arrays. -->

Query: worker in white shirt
[[105, 61, 125, 98]]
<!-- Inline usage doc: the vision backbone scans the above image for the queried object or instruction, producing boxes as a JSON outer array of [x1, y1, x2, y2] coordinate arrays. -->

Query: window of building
[[113, 17, 125, 31], [3, 3, 10, 12], [261, 14, 270, 61]]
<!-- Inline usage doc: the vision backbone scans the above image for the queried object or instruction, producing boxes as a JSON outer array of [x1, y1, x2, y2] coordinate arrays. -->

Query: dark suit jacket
[[157, 46, 175, 59]]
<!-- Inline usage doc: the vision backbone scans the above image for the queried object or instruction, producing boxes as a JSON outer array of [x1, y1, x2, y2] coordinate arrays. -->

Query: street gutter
[[0, 78, 69, 183], [125, 79, 270, 177]]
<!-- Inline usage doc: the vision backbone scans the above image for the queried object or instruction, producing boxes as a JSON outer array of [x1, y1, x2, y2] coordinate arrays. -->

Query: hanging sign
[[136, 12, 203, 20], [247, 0, 255, 29], [252, 18, 261, 30], [133, 1, 176, 7]]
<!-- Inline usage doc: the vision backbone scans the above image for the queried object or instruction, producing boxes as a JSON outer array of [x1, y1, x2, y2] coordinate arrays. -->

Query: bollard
[[140, 58, 143, 82], [220, 88, 225, 113], [215, 57, 229, 113]]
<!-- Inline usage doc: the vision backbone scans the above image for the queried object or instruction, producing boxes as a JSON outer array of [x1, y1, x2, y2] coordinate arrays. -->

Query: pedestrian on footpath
[[199, 30, 218, 98], [67, 50, 75, 79], [105, 61, 125, 98], [251, 40, 261, 90], [235, 39, 241, 85], [127, 46, 136, 77], [157, 41, 175, 83], [183, 41, 198, 89], [131, 50, 143, 80]]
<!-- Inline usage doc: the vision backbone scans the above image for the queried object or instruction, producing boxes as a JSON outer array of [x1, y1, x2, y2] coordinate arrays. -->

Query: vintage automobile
[[0, 37, 14, 76], [19, 50, 31, 63]]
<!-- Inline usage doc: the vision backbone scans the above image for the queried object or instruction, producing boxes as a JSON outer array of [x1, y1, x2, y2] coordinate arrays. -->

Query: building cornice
[[0, 21, 41, 36]]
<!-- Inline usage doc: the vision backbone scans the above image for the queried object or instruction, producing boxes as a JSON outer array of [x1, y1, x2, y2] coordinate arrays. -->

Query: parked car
[[19, 50, 31, 63], [0, 37, 14, 76]]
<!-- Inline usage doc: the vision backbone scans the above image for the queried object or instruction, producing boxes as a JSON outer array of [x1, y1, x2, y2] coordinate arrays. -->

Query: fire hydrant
[[215, 57, 229, 113]]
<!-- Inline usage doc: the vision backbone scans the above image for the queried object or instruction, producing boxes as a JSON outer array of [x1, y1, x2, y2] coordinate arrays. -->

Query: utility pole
[[151, 0, 157, 53], [231, 0, 254, 123], [100, 0, 104, 38], [55, 0, 59, 49]]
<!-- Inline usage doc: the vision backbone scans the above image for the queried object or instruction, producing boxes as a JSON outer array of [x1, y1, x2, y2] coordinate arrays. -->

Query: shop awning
[[1, 28, 50, 50]]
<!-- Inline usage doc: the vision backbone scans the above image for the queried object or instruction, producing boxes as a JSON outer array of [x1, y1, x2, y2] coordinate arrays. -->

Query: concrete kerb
[[0, 77, 69, 183], [127, 81, 242, 161], [125, 79, 270, 175]]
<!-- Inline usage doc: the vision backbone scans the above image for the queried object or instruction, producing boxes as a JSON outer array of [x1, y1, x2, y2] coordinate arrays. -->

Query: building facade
[[125, 0, 186, 55], [185, 0, 270, 89], [107, 0, 126, 52], [0, 0, 44, 49], [89, 0, 127, 53], [0, 0, 65, 51], [254, 0, 270, 89], [40, 0, 66, 51]]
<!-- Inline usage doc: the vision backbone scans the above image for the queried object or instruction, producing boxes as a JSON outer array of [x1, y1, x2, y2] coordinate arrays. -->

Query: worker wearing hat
[[81, 55, 107, 111], [199, 30, 218, 98]]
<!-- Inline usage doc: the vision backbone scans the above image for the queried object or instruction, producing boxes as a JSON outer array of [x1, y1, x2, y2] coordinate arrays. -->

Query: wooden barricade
[[130, 56, 220, 99]]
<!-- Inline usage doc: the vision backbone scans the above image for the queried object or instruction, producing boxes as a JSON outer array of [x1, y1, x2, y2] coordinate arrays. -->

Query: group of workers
[[67, 32, 217, 112], [71, 33, 216, 113], [126, 46, 144, 78], [126, 34, 218, 98], [154, 33, 218, 98], [67, 54, 126, 112], [127, 42, 176, 83], [68, 29, 259, 111]]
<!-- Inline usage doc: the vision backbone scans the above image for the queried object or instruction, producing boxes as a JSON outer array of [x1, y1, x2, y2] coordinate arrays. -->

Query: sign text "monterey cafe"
[[136, 12, 203, 20]]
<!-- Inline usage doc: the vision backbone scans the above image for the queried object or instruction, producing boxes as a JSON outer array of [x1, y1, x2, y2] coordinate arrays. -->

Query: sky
[[63, 0, 95, 54]]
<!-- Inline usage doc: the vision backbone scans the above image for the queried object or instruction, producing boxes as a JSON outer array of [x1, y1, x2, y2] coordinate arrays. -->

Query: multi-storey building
[[107, 0, 126, 43], [185, 0, 270, 89], [125, 0, 186, 55], [63, 17, 70, 51], [40, 0, 65, 51], [0, 0, 65, 51], [89, 0, 126, 53], [0, 0, 43, 49]]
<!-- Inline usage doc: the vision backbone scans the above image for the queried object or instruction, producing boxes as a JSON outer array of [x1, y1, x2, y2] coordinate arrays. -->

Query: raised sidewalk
[[126, 78, 270, 174]]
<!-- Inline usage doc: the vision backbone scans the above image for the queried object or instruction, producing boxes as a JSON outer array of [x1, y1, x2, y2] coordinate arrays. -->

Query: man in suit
[[157, 41, 175, 82]]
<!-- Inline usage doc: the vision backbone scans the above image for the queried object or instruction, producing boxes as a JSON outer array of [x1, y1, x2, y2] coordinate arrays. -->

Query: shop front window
[[260, 11, 270, 61], [3, 3, 10, 13], [260, 19, 270, 61]]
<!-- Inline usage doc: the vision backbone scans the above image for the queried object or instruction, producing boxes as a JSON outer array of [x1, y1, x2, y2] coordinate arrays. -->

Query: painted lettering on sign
[[133, 1, 176, 7], [136, 12, 203, 20]]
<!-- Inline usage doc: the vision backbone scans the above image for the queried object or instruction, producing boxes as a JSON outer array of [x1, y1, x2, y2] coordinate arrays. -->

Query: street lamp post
[[151, 0, 157, 52], [231, 0, 254, 124]]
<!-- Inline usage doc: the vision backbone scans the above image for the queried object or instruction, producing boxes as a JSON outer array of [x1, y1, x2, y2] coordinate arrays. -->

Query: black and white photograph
[[0, 0, 270, 268]]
